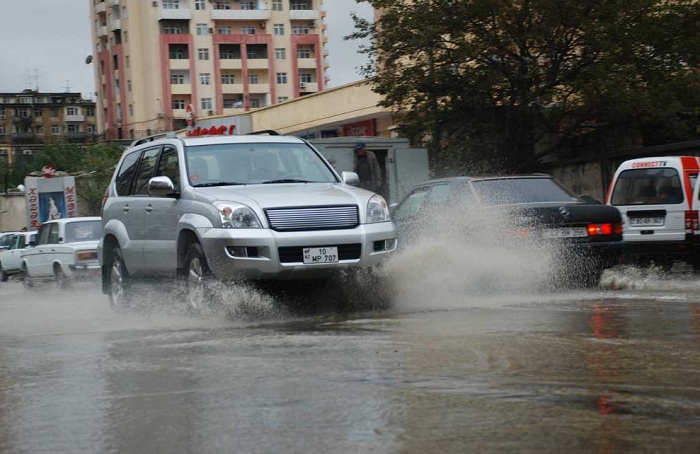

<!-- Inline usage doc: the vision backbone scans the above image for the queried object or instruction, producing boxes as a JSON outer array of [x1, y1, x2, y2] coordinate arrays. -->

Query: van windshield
[[610, 168, 684, 205], [185, 143, 338, 186]]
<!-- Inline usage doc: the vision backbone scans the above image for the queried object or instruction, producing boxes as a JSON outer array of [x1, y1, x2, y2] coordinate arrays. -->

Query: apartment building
[[0, 90, 97, 165], [89, 0, 328, 140]]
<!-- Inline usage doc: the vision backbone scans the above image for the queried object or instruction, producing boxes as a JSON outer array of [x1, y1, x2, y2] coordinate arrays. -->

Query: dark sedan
[[391, 175, 623, 286]]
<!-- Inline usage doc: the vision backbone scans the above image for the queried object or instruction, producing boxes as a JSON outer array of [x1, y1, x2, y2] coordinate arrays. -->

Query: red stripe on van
[[681, 156, 700, 210]]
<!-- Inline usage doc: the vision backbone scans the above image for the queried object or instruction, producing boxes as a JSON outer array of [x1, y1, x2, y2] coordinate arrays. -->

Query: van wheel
[[182, 242, 215, 314], [108, 247, 131, 311], [53, 264, 70, 290]]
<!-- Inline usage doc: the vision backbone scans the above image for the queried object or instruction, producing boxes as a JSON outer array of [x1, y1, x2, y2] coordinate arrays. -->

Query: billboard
[[24, 175, 77, 230]]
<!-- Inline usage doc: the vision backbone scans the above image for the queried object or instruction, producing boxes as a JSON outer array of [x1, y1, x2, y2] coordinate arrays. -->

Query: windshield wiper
[[261, 179, 311, 184], [192, 181, 245, 187]]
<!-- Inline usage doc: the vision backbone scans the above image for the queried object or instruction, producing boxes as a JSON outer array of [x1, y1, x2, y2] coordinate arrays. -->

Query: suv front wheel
[[182, 242, 216, 314], [108, 247, 131, 311]]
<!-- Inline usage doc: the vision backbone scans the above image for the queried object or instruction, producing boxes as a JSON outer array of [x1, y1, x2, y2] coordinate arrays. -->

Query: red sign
[[185, 124, 236, 137], [342, 119, 376, 137], [186, 104, 195, 128], [631, 161, 666, 169], [42, 165, 57, 178]]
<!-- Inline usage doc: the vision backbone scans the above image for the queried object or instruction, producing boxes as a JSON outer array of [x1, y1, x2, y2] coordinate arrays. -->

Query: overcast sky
[[0, 0, 373, 100]]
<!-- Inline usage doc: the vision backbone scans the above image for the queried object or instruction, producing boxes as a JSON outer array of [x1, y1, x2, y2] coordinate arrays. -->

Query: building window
[[250, 99, 260, 108], [51, 109, 58, 118], [173, 99, 186, 109], [201, 98, 213, 110], [171, 73, 185, 84], [198, 48, 209, 60], [221, 74, 235, 84], [292, 25, 309, 35], [86, 107, 95, 117], [195, 0, 206, 10], [163, 25, 183, 34], [126, 56, 130, 68], [51, 125, 60, 135], [67, 124, 80, 133], [199, 73, 211, 85], [127, 80, 132, 92], [297, 48, 311, 58], [88, 125, 96, 133], [0, 108, 4, 120], [272, 0, 283, 11], [163, 0, 180, 9], [169, 44, 188, 59], [36, 126, 44, 134], [299, 72, 313, 83], [66, 107, 79, 115], [290, 0, 310, 9], [277, 96, 289, 103], [214, 1, 232, 9], [34, 108, 43, 118], [248, 73, 259, 84], [128, 105, 133, 117], [223, 98, 243, 108], [275, 48, 286, 59], [217, 25, 232, 35], [196, 23, 208, 35], [273, 24, 284, 36], [241, 26, 256, 35], [276, 72, 287, 84]]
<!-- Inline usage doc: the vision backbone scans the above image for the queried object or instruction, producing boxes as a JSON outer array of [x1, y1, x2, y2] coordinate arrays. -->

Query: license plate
[[542, 227, 588, 239], [303, 246, 339, 264], [629, 217, 664, 226]]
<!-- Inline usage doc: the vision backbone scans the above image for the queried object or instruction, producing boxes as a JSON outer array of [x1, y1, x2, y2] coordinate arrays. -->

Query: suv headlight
[[367, 194, 390, 223], [213, 201, 262, 229]]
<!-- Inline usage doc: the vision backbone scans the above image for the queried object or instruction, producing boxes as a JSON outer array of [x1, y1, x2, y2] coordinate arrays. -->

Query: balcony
[[220, 59, 243, 70], [159, 7, 193, 21], [110, 19, 121, 31], [298, 82, 318, 92], [108, 0, 120, 6], [94, 2, 106, 14], [12, 133, 36, 143], [171, 84, 192, 95], [211, 9, 271, 21], [66, 132, 87, 141], [246, 58, 269, 70], [97, 25, 108, 37], [221, 84, 245, 94], [297, 58, 317, 69], [289, 10, 320, 21], [223, 107, 246, 115], [248, 83, 270, 94], [169, 59, 190, 70], [65, 115, 86, 122]]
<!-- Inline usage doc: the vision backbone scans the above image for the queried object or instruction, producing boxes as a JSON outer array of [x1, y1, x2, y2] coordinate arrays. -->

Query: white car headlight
[[367, 194, 390, 223], [213, 202, 262, 229]]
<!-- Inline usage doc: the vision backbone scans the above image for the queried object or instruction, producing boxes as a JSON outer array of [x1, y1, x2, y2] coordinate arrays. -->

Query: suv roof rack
[[130, 131, 177, 148], [247, 129, 280, 136]]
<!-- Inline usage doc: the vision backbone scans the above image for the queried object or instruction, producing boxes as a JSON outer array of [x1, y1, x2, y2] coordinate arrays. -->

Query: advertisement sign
[[342, 119, 376, 137], [24, 175, 77, 229]]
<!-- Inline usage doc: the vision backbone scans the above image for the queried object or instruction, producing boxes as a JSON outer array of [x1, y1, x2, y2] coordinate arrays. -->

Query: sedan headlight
[[213, 202, 262, 229], [367, 194, 390, 223]]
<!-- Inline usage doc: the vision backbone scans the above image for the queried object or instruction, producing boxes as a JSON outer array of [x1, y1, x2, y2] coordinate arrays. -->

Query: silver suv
[[99, 132, 397, 310]]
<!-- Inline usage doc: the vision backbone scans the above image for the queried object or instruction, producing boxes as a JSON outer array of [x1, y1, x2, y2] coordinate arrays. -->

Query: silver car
[[99, 133, 397, 311]]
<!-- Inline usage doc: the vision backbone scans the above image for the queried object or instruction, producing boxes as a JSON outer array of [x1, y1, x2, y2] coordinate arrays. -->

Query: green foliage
[[350, 0, 700, 173]]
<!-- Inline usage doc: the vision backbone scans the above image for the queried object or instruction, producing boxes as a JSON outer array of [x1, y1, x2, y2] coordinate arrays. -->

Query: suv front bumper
[[198, 222, 398, 280]]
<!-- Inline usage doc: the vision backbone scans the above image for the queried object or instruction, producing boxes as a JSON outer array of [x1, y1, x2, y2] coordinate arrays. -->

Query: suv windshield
[[471, 178, 580, 206], [185, 142, 338, 186], [610, 168, 685, 205]]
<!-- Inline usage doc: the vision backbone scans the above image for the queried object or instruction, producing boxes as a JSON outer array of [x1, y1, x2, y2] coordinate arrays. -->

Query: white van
[[606, 156, 699, 267]]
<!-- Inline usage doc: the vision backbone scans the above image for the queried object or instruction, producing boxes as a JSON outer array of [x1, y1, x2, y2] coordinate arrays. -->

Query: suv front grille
[[278, 244, 362, 263], [265, 205, 359, 231]]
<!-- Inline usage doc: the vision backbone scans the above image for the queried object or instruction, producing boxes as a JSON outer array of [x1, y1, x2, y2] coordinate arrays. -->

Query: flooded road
[[0, 267, 699, 453]]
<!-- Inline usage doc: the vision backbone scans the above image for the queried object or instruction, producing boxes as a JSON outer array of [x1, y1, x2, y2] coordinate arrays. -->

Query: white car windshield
[[471, 178, 580, 206], [185, 143, 338, 186]]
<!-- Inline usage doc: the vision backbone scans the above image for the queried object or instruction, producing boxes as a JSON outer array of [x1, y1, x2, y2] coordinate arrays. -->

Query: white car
[[0, 231, 37, 281], [21, 217, 103, 289], [0, 231, 20, 251]]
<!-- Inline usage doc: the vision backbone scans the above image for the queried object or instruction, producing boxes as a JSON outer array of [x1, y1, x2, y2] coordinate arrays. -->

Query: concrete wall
[[0, 194, 27, 231], [548, 161, 608, 203]]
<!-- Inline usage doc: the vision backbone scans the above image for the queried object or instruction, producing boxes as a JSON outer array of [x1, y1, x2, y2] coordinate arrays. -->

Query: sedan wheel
[[54, 266, 70, 290], [108, 248, 131, 311], [21, 267, 33, 289], [0, 267, 8, 282]]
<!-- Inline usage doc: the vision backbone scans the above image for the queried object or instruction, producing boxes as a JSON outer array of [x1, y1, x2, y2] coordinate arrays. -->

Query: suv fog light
[[373, 239, 397, 252], [385, 239, 397, 250], [226, 246, 248, 257]]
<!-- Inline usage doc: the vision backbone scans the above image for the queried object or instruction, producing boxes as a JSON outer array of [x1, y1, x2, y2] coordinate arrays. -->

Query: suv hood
[[193, 183, 373, 209]]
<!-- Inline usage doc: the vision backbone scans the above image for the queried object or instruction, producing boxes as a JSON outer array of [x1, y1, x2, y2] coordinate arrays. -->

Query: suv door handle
[[145, 206, 153, 213], [123, 205, 130, 213]]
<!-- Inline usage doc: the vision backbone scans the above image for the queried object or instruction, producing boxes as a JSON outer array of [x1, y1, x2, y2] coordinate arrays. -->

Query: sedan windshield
[[471, 178, 580, 206], [65, 220, 103, 243], [185, 143, 338, 186]]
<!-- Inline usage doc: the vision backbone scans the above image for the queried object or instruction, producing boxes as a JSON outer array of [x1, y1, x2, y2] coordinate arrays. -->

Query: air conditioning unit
[[152, 1, 158, 6], [299, 82, 306, 88], [309, 21, 316, 28], [208, 27, 214, 34], [208, 110, 214, 116], [22, 149, 33, 156], [259, 22, 266, 29], [156, 112, 164, 118]]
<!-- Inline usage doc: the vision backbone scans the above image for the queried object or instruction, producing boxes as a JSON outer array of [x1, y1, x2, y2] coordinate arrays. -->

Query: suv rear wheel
[[182, 242, 215, 314], [108, 247, 131, 311]]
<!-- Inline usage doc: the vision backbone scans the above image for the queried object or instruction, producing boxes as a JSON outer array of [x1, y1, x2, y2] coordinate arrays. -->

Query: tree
[[349, 0, 700, 173]]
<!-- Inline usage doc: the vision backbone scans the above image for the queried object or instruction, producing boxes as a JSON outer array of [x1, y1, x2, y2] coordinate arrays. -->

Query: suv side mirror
[[341, 171, 360, 186], [148, 176, 177, 198]]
